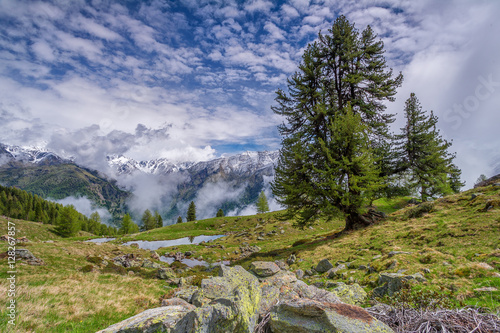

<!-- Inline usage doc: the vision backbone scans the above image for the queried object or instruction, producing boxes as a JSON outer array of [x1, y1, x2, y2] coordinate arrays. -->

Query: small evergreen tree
[[474, 174, 487, 186], [216, 209, 224, 217], [256, 191, 270, 214], [176, 216, 183, 224], [119, 213, 137, 234], [395, 93, 464, 201], [141, 209, 156, 230], [154, 210, 163, 228], [56, 205, 80, 237], [186, 201, 196, 222], [88, 211, 102, 235]]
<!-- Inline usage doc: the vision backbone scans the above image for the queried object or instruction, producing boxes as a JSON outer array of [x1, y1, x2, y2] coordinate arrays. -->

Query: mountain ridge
[[0, 143, 280, 222]]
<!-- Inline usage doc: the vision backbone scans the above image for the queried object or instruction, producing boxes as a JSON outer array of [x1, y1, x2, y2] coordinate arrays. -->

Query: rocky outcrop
[[373, 272, 427, 297], [250, 261, 281, 277], [96, 301, 195, 333], [315, 258, 333, 273], [99, 263, 394, 333], [270, 298, 393, 333], [15, 248, 44, 265], [176, 265, 261, 333]]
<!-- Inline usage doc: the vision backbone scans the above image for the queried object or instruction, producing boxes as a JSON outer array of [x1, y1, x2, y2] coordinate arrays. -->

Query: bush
[[404, 202, 434, 219], [102, 263, 127, 275]]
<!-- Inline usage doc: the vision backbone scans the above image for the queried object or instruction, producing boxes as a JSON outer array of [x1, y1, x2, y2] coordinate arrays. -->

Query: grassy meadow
[[0, 183, 499, 332]]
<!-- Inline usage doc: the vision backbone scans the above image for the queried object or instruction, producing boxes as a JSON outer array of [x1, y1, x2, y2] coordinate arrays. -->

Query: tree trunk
[[344, 210, 372, 231]]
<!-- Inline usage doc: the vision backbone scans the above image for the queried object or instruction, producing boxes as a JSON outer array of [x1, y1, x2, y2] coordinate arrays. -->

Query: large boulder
[[270, 298, 394, 333], [373, 272, 427, 297], [250, 261, 281, 277], [330, 282, 367, 306], [96, 303, 195, 333], [175, 265, 261, 333], [100, 265, 388, 333], [315, 258, 333, 273]]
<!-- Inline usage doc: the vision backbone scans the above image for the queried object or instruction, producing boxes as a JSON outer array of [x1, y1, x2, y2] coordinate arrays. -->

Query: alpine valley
[[0, 143, 279, 224]]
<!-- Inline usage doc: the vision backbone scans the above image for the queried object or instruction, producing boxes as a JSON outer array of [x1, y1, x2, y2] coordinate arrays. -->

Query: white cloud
[[244, 0, 274, 13], [53, 196, 112, 224]]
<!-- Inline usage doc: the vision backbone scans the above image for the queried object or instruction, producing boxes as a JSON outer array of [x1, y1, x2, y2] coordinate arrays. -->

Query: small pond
[[121, 234, 225, 251], [85, 237, 117, 243]]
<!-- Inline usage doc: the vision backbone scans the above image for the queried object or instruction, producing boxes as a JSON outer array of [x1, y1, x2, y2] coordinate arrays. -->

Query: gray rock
[[96, 304, 195, 333], [358, 265, 367, 271], [275, 260, 288, 270], [388, 251, 412, 258], [305, 269, 314, 276], [372, 255, 382, 260], [250, 261, 281, 277], [295, 269, 304, 279], [15, 249, 44, 265], [327, 264, 346, 278], [142, 259, 163, 269], [387, 260, 398, 270], [174, 286, 199, 304], [157, 268, 176, 280], [330, 283, 367, 306], [150, 251, 160, 260], [470, 193, 483, 200], [315, 259, 334, 273], [286, 254, 296, 265], [176, 265, 261, 333], [270, 298, 394, 333], [373, 272, 427, 297]]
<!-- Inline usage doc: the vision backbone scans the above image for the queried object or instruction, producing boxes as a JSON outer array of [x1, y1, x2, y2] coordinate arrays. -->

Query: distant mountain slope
[[0, 144, 130, 219], [108, 151, 280, 220], [0, 143, 280, 222]]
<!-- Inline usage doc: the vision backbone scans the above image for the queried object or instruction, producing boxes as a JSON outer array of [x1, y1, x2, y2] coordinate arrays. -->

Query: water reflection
[[160, 256, 230, 267], [121, 234, 224, 251], [85, 237, 116, 243]]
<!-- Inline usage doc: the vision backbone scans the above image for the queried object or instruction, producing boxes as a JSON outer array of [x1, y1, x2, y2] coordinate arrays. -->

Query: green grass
[[1, 185, 499, 332]]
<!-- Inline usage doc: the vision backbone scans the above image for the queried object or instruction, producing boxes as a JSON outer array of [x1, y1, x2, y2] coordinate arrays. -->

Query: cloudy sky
[[0, 0, 499, 188]]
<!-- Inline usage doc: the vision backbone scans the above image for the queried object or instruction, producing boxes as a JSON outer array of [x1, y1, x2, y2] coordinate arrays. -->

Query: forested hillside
[[0, 185, 116, 237]]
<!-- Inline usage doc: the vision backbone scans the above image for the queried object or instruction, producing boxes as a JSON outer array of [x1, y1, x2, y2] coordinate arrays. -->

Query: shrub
[[404, 202, 434, 219]]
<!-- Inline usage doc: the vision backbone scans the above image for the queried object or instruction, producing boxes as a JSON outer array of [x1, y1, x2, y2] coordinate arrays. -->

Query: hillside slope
[[0, 183, 498, 332], [0, 162, 130, 219]]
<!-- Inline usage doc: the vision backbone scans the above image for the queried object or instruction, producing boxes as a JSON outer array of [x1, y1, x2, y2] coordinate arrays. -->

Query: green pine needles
[[272, 16, 402, 230], [395, 93, 463, 201]]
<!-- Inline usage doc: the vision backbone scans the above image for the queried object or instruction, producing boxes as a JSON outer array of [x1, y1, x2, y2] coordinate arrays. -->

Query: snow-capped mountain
[[106, 155, 194, 175], [107, 150, 280, 177], [0, 143, 66, 166], [106, 150, 280, 220], [0, 142, 281, 222]]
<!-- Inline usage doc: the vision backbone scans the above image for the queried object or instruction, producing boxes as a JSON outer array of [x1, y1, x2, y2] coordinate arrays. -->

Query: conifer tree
[[216, 209, 224, 217], [256, 191, 270, 214], [186, 201, 196, 222], [272, 16, 401, 230], [154, 210, 163, 228], [141, 209, 156, 230], [89, 211, 102, 235], [177, 216, 183, 224], [119, 213, 135, 234], [395, 93, 463, 201], [56, 205, 79, 237]]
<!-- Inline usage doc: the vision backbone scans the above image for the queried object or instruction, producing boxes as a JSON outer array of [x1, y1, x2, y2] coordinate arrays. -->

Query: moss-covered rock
[[330, 282, 367, 306], [96, 304, 195, 333], [270, 298, 394, 333]]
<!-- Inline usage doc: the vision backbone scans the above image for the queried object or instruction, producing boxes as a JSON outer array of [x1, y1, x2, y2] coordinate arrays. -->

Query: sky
[[0, 0, 499, 188]]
